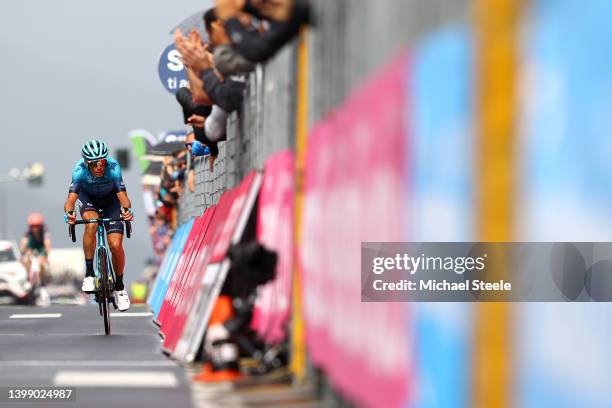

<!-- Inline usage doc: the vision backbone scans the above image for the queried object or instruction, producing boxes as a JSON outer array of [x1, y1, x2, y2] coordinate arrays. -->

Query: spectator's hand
[[205, 48, 215, 69], [252, 0, 293, 22], [188, 114, 206, 128], [188, 169, 195, 193], [236, 12, 253, 27], [215, 0, 246, 21], [174, 29, 211, 74], [208, 155, 217, 172]]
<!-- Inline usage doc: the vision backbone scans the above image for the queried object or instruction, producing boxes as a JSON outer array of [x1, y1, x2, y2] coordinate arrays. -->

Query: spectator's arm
[[213, 45, 255, 76], [193, 126, 219, 157], [200, 68, 244, 112], [187, 169, 195, 193], [224, 17, 300, 63], [176, 88, 212, 123], [187, 67, 213, 105], [188, 114, 206, 128], [224, 0, 309, 63], [205, 105, 229, 142]]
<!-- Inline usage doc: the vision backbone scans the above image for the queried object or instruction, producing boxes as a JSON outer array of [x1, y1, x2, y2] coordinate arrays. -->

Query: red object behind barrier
[[300, 54, 411, 408], [251, 150, 295, 344]]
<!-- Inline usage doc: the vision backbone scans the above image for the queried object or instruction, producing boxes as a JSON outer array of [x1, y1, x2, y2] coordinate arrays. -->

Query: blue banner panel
[[407, 25, 474, 408], [148, 219, 194, 319], [517, 1, 612, 407]]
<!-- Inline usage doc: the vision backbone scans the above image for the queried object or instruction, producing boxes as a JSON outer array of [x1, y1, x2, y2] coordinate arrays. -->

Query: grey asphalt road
[[0, 304, 193, 408]]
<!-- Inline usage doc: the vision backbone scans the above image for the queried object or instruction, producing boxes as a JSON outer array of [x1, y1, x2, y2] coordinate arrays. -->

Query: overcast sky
[[0, 0, 211, 284]]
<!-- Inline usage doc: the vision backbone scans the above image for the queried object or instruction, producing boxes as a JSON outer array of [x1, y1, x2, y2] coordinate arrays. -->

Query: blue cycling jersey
[[68, 157, 126, 197]]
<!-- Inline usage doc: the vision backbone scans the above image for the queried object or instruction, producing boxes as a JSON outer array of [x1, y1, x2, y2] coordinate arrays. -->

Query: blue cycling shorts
[[77, 190, 124, 235]]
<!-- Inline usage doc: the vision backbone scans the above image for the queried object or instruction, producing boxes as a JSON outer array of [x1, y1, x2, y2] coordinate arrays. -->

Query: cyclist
[[63, 139, 134, 311], [19, 212, 51, 285]]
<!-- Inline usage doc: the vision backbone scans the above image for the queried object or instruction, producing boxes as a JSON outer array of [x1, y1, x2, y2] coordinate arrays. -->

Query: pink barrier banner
[[161, 207, 216, 350], [251, 150, 295, 344], [209, 173, 257, 264], [300, 53, 411, 408], [163, 204, 219, 354], [170, 171, 262, 362], [158, 215, 205, 335], [165, 191, 235, 356]]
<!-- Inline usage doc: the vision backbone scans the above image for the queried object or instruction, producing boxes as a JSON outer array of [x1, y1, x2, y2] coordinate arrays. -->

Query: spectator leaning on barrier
[[175, 87, 212, 124], [215, 0, 311, 64], [175, 16, 246, 112], [174, 20, 246, 173], [185, 131, 217, 172], [175, 86, 220, 171], [176, 87, 228, 158], [204, 7, 256, 76]]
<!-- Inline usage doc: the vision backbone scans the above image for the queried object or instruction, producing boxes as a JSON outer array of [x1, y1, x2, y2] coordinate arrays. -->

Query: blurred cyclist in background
[[63, 139, 134, 311], [20, 212, 51, 285]]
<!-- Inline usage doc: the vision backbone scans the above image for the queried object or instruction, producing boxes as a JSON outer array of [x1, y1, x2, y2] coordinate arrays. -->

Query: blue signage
[[158, 43, 189, 94]]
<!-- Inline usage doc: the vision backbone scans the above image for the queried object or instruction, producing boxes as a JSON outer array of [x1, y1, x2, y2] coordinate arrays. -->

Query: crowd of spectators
[[174, 0, 311, 168], [146, 0, 310, 267], [147, 149, 192, 265]]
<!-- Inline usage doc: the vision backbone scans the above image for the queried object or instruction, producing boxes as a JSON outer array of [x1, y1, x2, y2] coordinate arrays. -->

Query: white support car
[[0, 240, 29, 302]]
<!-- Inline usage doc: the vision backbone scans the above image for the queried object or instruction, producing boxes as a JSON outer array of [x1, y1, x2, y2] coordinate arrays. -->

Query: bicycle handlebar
[[68, 218, 131, 242]]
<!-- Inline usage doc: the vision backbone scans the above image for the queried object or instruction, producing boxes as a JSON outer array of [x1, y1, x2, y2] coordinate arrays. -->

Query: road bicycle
[[69, 210, 131, 335]]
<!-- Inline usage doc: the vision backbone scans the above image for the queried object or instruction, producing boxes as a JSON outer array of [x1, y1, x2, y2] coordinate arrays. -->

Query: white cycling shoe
[[81, 276, 95, 292], [114, 289, 130, 312]]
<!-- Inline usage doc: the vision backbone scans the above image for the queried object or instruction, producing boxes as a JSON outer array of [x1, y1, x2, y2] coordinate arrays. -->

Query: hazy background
[[0, 0, 211, 285]]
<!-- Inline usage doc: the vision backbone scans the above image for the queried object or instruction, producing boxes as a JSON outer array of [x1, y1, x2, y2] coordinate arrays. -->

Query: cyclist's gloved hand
[[121, 207, 134, 222], [64, 210, 76, 225], [190, 141, 210, 157]]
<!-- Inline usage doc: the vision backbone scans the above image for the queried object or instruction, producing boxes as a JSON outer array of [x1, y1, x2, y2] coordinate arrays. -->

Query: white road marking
[[110, 312, 153, 317], [0, 360, 175, 367], [9, 313, 62, 319], [53, 371, 178, 387]]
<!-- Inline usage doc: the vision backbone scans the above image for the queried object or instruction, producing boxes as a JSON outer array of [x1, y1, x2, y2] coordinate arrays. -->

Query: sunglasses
[[87, 158, 107, 168], [185, 142, 194, 149]]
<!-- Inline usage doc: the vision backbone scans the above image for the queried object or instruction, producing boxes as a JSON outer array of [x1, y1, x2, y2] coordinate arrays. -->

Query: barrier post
[[290, 26, 309, 383], [473, 0, 522, 407]]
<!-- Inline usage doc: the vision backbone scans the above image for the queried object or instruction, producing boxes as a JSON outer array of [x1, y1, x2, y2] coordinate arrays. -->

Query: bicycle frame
[[69, 216, 131, 288], [69, 215, 131, 335], [95, 221, 114, 286]]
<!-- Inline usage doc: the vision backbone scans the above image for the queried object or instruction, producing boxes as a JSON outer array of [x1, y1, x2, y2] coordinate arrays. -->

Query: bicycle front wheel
[[97, 248, 111, 336]]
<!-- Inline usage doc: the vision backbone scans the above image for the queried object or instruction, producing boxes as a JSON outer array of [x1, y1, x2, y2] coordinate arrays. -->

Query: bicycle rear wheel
[[97, 248, 111, 335]]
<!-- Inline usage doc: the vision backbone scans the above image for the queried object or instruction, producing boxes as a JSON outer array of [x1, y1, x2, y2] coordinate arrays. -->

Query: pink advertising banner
[[158, 215, 206, 334], [251, 150, 295, 345], [162, 205, 216, 353], [300, 53, 411, 408]]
